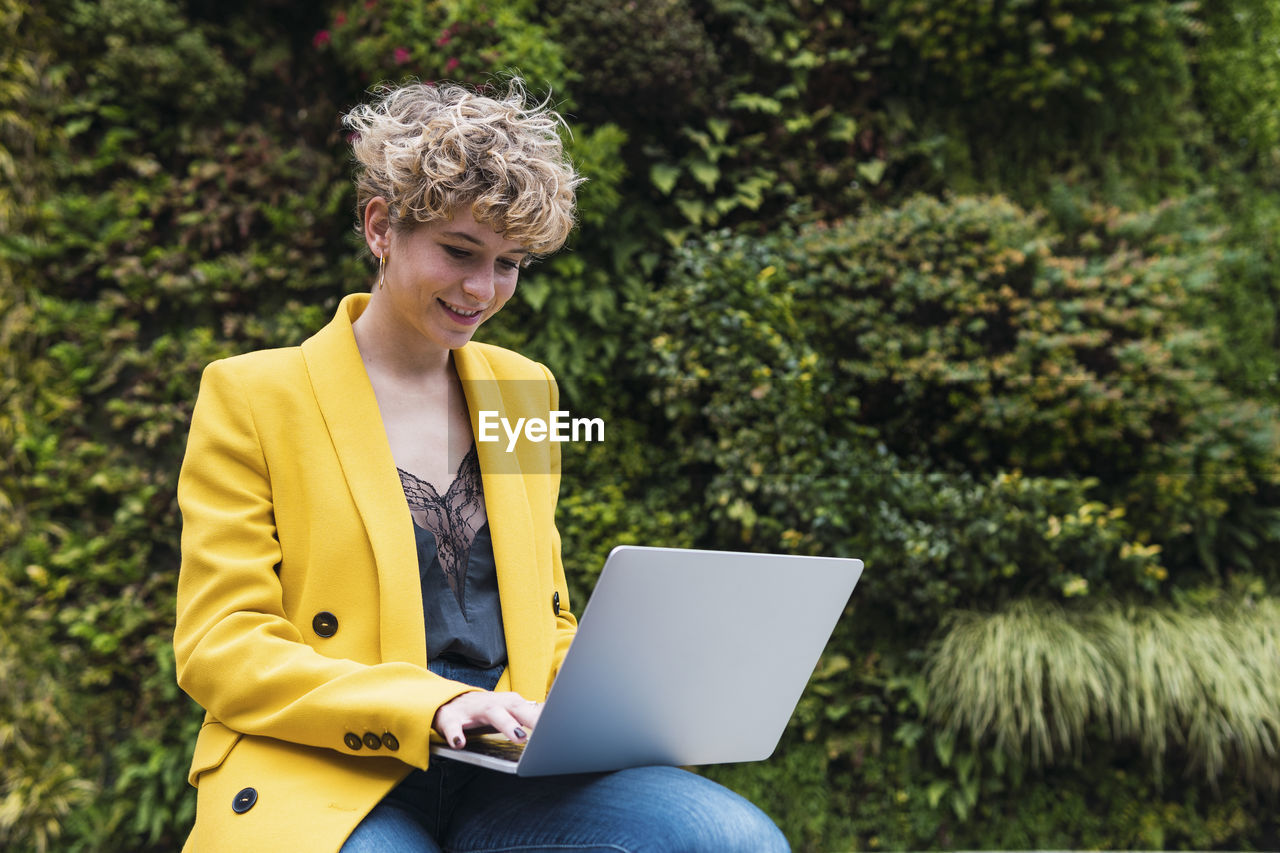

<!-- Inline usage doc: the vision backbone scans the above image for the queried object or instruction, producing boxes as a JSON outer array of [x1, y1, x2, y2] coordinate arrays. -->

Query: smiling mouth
[[439, 299, 483, 320]]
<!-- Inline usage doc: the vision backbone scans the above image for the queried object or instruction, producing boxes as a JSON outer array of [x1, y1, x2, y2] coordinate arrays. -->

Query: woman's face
[[372, 206, 529, 354]]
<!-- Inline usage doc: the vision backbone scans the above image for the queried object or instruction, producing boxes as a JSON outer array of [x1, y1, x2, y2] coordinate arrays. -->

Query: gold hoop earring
[[377, 250, 387, 291]]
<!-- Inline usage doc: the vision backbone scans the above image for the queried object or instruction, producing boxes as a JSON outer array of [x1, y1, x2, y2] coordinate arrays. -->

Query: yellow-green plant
[[927, 597, 1280, 788]]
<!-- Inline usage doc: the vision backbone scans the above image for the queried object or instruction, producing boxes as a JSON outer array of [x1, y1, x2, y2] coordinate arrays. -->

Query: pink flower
[[335, 11, 347, 26], [393, 46, 411, 65], [436, 32, 452, 47], [312, 29, 331, 48], [445, 57, 460, 71], [364, 0, 376, 7]]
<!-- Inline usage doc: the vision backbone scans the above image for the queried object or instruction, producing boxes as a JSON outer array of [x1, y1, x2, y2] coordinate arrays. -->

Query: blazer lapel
[[300, 294, 427, 667], [454, 345, 547, 696]]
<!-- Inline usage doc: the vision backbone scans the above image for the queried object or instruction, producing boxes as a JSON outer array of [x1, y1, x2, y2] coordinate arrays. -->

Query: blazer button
[[344, 732, 362, 750], [363, 732, 382, 750], [552, 591, 560, 615], [382, 732, 400, 751], [313, 611, 338, 638], [232, 787, 257, 814]]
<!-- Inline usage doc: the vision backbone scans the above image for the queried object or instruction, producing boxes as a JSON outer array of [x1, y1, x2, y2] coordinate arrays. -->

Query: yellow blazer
[[173, 293, 577, 851]]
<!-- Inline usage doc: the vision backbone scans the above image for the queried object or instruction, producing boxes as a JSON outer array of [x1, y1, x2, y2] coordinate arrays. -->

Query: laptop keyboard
[[463, 734, 527, 761]]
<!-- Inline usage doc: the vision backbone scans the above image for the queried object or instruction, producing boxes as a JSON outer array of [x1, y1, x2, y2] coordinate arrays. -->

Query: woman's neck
[[351, 296, 454, 384]]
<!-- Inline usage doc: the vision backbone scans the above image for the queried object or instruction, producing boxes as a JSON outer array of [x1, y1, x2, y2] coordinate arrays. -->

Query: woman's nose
[[462, 269, 495, 302]]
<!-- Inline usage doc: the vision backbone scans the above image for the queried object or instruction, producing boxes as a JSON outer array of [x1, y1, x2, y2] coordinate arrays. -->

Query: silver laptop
[[429, 545, 862, 776]]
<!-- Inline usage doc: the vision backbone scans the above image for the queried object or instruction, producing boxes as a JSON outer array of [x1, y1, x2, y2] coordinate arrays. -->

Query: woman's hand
[[433, 691, 542, 749]]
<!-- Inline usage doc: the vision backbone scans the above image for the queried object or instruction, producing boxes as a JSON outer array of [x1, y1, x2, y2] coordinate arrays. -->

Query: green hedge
[[5, 0, 1280, 849], [636, 195, 1280, 847], [871, 0, 1203, 196], [639, 196, 1280, 607]]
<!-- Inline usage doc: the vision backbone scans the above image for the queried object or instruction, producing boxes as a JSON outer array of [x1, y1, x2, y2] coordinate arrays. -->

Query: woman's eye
[[443, 243, 520, 272]]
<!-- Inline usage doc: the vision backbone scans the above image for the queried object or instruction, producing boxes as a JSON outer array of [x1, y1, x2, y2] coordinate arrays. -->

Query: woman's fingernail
[[514, 728, 527, 740], [453, 736, 464, 748]]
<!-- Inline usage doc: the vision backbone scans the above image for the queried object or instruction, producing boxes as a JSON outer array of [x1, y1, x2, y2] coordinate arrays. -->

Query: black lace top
[[397, 444, 507, 667]]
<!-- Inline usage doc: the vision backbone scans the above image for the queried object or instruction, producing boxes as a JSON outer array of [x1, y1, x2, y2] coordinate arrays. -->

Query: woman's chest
[[373, 377, 475, 492]]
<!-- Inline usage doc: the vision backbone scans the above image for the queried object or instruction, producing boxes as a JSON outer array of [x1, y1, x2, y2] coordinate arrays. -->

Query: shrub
[[321, 0, 569, 96], [874, 0, 1197, 112], [872, 0, 1204, 195], [637, 194, 1280, 610], [706, 618, 1276, 850], [2, 1, 357, 848], [641, 0, 886, 234], [790, 195, 1280, 579], [556, 416, 705, 604], [926, 597, 1280, 789], [61, 0, 247, 137], [636, 220, 1165, 624], [543, 0, 724, 129], [1194, 0, 1280, 174]]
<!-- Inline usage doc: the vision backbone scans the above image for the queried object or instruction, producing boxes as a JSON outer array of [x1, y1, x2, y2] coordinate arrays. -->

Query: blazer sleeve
[[173, 359, 478, 770], [543, 362, 579, 678]]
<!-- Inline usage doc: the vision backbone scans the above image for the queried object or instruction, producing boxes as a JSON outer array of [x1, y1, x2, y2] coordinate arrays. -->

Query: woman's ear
[[364, 196, 392, 256]]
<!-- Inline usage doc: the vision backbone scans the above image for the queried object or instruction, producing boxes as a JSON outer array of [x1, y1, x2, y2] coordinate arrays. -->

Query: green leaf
[[649, 163, 681, 196], [827, 113, 859, 142], [893, 721, 925, 748], [787, 49, 821, 69], [729, 92, 783, 115], [856, 159, 886, 185], [64, 117, 93, 138], [784, 114, 814, 134], [519, 278, 552, 311], [934, 730, 956, 767], [675, 197, 705, 226], [688, 159, 720, 192]]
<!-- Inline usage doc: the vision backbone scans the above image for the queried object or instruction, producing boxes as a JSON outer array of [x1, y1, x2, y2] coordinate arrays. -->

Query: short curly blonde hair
[[343, 78, 581, 255]]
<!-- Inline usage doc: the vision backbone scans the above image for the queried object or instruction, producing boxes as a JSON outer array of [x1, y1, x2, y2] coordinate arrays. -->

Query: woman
[[173, 80, 790, 852]]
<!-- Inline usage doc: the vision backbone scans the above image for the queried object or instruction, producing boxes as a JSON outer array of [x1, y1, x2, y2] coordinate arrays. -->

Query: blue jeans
[[341, 659, 790, 853]]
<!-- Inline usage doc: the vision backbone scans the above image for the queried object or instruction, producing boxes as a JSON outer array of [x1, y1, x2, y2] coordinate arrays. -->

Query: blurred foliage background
[[3, 0, 1280, 849]]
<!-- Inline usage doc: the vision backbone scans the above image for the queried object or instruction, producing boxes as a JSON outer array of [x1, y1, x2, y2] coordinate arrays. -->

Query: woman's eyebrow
[[441, 231, 530, 254]]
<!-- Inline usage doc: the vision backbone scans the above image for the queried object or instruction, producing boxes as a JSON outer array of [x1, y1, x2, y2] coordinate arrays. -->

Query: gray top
[[398, 444, 507, 667]]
